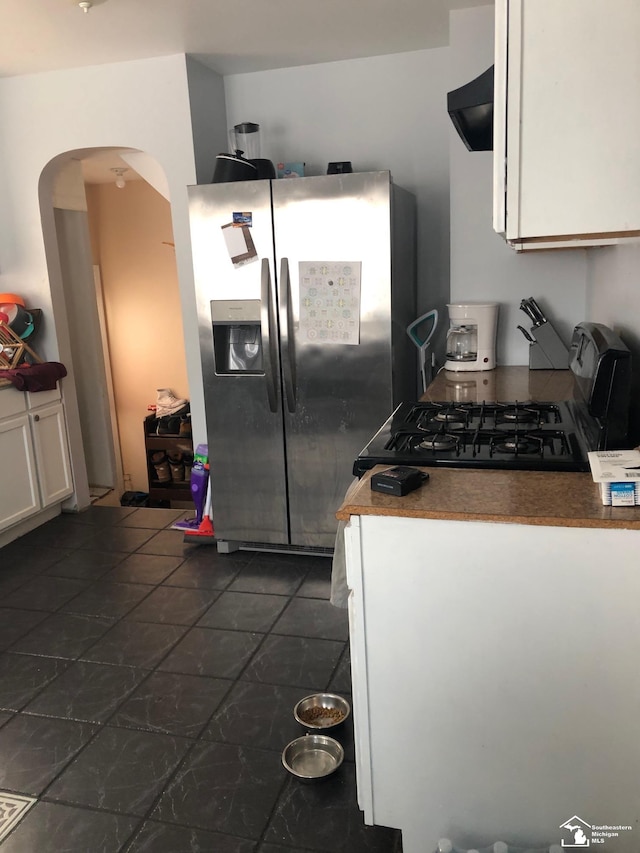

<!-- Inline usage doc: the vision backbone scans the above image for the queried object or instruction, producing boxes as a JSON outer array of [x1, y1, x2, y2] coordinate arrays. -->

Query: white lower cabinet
[[0, 413, 39, 528], [0, 386, 73, 534], [345, 513, 640, 853], [30, 402, 73, 506]]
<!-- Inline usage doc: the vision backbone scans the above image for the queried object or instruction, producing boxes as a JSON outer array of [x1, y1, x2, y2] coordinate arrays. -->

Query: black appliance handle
[[260, 258, 279, 414]]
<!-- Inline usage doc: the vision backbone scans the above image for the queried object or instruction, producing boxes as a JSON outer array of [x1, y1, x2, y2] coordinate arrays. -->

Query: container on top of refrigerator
[[277, 162, 305, 178], [230, 122, 276, 180], [213, 122, 276, 183]]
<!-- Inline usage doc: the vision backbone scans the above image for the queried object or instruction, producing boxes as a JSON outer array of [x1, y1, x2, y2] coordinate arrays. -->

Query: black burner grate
[[354, 400, 590, 476]]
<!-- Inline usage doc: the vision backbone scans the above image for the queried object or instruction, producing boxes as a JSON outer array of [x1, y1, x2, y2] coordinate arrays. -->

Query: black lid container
[[212, 154, 258, 183]]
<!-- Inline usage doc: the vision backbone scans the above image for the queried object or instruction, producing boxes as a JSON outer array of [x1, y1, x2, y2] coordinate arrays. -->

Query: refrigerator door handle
[[261, 258, 279, 414], [279, 257, 297, 413]]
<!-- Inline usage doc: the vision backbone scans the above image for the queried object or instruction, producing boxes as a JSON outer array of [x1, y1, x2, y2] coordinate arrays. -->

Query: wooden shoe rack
[[143, 414, 193, 506]]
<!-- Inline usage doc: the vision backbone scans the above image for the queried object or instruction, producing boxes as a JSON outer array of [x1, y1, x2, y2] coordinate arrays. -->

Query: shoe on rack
[[167, 452, 185, 482], [151, 451, 171, 483], [179, 415, 192, 438], [156, 388, 190, 418], [183, 454, 193, 483], [157, 415, 181, 436]]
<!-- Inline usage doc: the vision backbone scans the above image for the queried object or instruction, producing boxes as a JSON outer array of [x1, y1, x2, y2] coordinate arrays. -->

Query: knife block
[[528, 321, 569, 370]]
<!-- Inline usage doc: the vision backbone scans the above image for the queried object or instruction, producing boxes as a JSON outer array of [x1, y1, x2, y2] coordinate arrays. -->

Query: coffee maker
[[444, 302, 498, 372]]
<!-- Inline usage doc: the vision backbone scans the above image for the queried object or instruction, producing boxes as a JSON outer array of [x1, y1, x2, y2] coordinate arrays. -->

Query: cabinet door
[[0, 388, 27, 419], [0, 414, 40, 530], [495, 0, 640, 245], [26, 385, 61, 410], [30, 403, 73, 507]]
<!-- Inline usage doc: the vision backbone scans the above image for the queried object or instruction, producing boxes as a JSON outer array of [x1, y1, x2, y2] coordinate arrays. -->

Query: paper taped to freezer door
[[222, 222, 258, 267]]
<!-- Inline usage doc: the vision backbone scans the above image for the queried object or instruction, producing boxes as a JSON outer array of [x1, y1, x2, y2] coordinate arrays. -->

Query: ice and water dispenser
[[211, 300, 263, 373]]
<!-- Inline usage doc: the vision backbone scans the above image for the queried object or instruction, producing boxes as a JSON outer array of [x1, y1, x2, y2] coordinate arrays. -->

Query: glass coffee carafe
[[446, 323, 478, 362]]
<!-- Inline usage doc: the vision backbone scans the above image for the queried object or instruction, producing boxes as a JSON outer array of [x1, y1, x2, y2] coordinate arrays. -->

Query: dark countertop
[[336, 465, 640, 529], [336, 366, 640, 530], [420, 365, 578, 404]]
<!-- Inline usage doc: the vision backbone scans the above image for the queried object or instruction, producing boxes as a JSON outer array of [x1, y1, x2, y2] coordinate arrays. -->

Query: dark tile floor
[[0, 506, 401, 852]]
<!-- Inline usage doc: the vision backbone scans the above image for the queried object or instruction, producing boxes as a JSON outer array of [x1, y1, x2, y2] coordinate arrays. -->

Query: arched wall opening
[[39, 146, 189, 509]]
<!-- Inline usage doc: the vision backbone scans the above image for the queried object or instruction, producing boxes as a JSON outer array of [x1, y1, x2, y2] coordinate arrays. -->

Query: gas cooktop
[[353, 400, 589, 476], [354, 322, 632, 479]]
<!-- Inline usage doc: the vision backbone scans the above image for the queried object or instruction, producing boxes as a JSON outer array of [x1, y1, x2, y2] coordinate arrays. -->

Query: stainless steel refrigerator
[[188, 171, 416, 553]]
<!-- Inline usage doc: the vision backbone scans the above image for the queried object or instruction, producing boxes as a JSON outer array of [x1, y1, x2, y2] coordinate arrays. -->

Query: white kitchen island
[[338, 469, 640, 853]]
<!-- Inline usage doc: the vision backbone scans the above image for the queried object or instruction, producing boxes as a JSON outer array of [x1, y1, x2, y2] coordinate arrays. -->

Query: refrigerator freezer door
[[188, 181, 288, 544], [272, 172, 398, 548]]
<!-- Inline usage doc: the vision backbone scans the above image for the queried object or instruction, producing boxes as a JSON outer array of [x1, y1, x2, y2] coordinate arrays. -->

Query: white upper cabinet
[[494, 0, 640, 250]]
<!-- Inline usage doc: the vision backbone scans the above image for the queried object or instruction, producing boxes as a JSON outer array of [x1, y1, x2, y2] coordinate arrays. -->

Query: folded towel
[[1, 361, 67, 392]]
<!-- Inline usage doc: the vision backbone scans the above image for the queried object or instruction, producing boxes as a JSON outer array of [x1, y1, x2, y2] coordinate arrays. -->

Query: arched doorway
[[39, 147, 190, 508]]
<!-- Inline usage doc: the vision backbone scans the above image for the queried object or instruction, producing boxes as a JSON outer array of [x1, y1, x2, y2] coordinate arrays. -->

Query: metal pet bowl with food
[[293, 693, 351, 730], [282, 733, 344, 781]]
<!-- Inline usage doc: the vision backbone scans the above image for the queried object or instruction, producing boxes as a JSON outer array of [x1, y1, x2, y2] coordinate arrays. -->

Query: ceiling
[[0, 0, 488, 79], [2, 0, 488, 183], [77, 150, 139, 185]]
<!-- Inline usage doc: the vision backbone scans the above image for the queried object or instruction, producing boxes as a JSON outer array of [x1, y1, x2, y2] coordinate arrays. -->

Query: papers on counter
[[588, 449, 640, 506]]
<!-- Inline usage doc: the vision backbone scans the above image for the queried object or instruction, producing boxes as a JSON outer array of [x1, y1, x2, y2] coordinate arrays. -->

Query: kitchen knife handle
[[517, 324, 535, 343], [260, 258, 279, 414], [519, 298, 540, 326], [528, 297, 547, 324], [279, 257, 297, 414]]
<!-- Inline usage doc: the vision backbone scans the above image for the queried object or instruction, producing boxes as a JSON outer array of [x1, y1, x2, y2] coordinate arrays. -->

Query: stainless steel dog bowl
[[282, 733, 344, 780], [293, 693, 351, 730]]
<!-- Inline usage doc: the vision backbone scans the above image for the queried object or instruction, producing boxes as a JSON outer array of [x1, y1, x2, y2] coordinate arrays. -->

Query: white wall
[[449, 6, 589, 367], [55, 208, 116, 490], [224, 49, 452, 330], [186, 57, 228, 186], [52, 159, 116, 494], [587, 242, 640, 343], [0, 54, 225, 506]]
